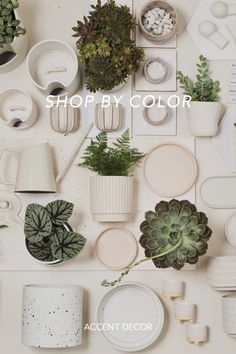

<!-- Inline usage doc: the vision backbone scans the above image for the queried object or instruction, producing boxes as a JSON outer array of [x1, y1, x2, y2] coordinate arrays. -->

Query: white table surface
[[0, 0, 236, 353]]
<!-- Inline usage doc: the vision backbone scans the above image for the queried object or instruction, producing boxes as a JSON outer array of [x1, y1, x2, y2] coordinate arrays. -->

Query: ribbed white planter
[[186, 102, 222, 137], [22, 285, 83, 348], [90, 176, 134, 222], [222, 295, 236, 337], [0, 11, 28, 74]]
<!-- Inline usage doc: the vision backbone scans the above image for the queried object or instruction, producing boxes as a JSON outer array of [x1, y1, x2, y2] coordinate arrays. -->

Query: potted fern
[[0, 0, 27, 73], [79, 130, 145, 222], [72, 0, 144, 93], [177, 55, 222, 137]]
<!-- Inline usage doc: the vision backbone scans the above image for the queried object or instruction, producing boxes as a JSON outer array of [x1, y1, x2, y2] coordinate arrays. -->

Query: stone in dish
[[143, 57, 168, 84]]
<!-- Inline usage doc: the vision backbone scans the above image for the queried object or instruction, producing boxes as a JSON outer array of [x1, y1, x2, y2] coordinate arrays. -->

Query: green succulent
[[0, 0, 26, 48], [102, 200, 212, 287], [72, 0, 144, 92], [177, 55, 220, 102], [24, 200, 86, 263]]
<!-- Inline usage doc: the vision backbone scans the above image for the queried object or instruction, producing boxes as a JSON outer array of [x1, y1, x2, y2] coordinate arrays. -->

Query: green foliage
[[177, 55, 220, 102], [0, 224, 7, 229], [0, 0, 26, 48], [73, 0, 144, 92], [102, 200, 212, 287], [24, 200, 86, 263], [79, 129, 145, 176]]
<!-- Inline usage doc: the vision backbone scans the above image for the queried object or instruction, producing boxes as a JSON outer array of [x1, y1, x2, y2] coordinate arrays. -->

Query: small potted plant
[[0, 0, 27, 73], [177, 55, 222, 137], [73, 0, 144, 93], [102, 199, 212, 287], [24, 200, 86, 265], [79, 129, 145, 222]]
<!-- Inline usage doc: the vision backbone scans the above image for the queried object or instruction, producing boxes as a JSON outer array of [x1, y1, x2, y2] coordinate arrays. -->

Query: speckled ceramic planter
[[22, 285, 83, 348]]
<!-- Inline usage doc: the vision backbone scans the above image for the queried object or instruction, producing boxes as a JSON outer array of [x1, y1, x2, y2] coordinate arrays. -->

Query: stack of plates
[[207, 256, 236, 291], [222, 295, 236, 338]]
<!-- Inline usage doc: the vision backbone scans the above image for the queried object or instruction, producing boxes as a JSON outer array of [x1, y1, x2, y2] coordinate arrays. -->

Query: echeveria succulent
[[102, 200, 212, 287], [24, 200, 86, 263]]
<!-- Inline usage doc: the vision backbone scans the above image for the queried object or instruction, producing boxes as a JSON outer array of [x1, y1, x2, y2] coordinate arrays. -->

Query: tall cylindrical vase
[[22, 285, 83, 348]]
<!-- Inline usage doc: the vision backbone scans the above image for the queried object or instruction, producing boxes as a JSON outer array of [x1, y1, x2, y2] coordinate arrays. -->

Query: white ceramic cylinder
[[90, 176, 134, 222], [0, 10, 28, 74], [95, 103, 123, 132], [186, 101, 222, 137], [174, 302, 196, 322], [207, 256, 236, 290], [186, 324, 208, 344], [22, 284, 83, 348], [50, 103, 80, 133], [222, 295, 236, 336], [162, 280, 185, 300]]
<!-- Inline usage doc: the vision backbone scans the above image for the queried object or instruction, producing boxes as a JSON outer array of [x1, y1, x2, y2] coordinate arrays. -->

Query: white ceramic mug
[[174, 301, 196, 322], [186, 324, 208, 344], [162, 280, 185, 300], [0, 143, 57, 193], [22, 284, 83, 348]]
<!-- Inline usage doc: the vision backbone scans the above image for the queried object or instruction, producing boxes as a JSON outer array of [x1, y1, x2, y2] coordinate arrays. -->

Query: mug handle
[[0, 148, 21, 186]]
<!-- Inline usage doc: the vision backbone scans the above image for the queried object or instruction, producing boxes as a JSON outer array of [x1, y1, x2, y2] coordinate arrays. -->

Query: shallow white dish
[[201, 177, 236, 208], [97, 283, 164, 352], [143, 143, 197, 197], [95, 228, 137, 270]]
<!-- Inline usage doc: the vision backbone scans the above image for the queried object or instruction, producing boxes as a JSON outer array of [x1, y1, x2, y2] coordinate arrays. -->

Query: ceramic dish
[[143, 143, 197, 197], [143, 57, 168, 84], [225, 213, 236, 248], [27, 40, 80, 96], [143, 99, 168, 126], [97, 283, 164, 352], [201, 177, 236, 208], [95, 228, 137, 270], [0, 89, 37, 130]]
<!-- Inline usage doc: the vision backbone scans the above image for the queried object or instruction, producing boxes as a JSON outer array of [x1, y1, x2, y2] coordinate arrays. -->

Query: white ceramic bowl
[[27, 40, 80, 96], [207, 256, 236, 290]]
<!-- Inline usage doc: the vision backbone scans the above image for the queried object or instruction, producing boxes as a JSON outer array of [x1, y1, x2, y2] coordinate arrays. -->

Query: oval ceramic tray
[[225, 213, 236, 248], [97, 283, 164, 352], [143, 143, 198, 197], [95, 228, 137, 270], [201, 177, 236, 208]]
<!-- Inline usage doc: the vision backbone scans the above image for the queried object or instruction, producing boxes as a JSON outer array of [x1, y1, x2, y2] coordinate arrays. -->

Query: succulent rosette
[[139, 200, 212, 270]]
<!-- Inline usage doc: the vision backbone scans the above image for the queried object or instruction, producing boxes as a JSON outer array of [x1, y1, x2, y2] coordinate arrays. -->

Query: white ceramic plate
[[143, 143, 197, 197], [225, 213, 236, 248], [97, 283, 164, 352], [95, 228, 137, 270], [201, 177, 236, 208]]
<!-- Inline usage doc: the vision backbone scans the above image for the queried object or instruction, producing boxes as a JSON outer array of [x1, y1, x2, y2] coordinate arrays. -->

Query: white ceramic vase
[[50, 103, 80, 134], [90, 176, 134, 222], [95, 103, 123, 132], [207, 256, 236, 290], [0, 10, 28, 74], [222, 295, 236, 337], [22, 285, 83, 348], [186, 101, 222, 137]]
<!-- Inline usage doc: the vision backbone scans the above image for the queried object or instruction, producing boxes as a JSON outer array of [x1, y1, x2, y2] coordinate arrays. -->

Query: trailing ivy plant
[[24, 200, 86, 263], [73, 0, 144, 92], [0, 0, 26, 48], [79, 129, 145, 176], [102, 200, 212, 287], [177, 55, 220, 102]]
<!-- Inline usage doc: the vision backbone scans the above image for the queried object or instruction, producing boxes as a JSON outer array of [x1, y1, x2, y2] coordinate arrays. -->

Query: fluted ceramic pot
[[222, 295, 236, 337], [90, 176, 134, 222], [22, 285, 83, 348]]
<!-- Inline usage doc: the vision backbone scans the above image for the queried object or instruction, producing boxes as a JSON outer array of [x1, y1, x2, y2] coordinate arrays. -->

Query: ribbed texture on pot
[[90, 176, 134, 218]]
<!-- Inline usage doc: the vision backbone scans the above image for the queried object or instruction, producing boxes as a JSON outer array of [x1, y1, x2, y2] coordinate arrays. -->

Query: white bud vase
[[90, 176, 134, 222], [186, 101, 223, 137], [22, 285, 83, 348]]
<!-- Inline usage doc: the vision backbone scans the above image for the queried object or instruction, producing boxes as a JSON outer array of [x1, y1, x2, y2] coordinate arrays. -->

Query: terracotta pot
[[186, 101, 223, 137], [90, 176, 134, 222]]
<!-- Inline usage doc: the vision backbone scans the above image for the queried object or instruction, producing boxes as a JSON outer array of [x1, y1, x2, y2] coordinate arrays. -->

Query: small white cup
[[174, 301, 196, 322], [162, 280, 185, 300], [186, 324, 208, 344]]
